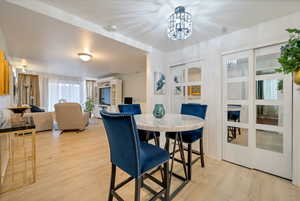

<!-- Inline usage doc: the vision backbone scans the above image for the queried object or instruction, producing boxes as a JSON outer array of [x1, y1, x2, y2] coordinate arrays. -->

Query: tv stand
[[93, 77, 122, 118]]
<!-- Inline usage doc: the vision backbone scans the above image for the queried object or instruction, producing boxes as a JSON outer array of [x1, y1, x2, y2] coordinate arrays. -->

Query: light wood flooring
[[0, 118, 299, 201]]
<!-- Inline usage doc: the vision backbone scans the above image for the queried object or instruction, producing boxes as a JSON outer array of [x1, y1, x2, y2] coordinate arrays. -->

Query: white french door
[[222, 45, 292, 179], [170, 61, 203, 113]]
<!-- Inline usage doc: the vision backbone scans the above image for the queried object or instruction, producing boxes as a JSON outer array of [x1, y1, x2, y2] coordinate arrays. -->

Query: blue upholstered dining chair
[[227, 104, 241, 141], [166, 103, 207, 180], [118, 104, 161, 146], [100, 111, 170, 201]]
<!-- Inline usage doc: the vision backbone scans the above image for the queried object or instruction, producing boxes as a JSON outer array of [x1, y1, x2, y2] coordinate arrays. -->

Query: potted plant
[[84, 98, 95, 118], [277, 29, 300, 85]]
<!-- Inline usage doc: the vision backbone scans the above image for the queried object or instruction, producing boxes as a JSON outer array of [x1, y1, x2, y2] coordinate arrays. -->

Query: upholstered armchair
[[54, 103, 89, 131], [23, 112, 54, 132]]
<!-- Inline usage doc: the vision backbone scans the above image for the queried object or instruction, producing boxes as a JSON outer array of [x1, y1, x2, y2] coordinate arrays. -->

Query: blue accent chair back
[[227, 104, 241, 122], [182, 103, 207, 119], [118, 104, 142, 115], [101, 110, 141, 177], [118, 104, 161, 143]]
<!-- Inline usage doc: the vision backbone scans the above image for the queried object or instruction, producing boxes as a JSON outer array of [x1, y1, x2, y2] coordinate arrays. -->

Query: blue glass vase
[[152, 104, 165, 119]]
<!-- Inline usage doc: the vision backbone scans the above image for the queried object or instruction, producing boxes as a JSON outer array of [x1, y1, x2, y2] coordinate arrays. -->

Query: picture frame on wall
[[154, 72, 166, 95]]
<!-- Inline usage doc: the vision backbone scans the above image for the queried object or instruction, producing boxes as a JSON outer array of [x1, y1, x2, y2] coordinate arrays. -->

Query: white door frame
[[222, 44, 292, 179]]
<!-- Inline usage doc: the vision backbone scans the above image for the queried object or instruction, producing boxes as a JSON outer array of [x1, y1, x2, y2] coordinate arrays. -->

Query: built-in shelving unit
[[93, 77, 122, 118]]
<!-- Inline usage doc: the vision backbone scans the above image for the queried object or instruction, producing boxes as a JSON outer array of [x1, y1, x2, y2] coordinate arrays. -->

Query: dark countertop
[[0, 116, 35, 133]]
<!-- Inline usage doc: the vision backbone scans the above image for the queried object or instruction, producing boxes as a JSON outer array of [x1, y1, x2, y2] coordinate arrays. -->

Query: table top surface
[[135, 113, 204, 132], [0, 115, 35, 133]]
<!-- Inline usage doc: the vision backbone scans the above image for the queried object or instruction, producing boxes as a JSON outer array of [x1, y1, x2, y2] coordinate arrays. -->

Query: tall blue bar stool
[[227, 104, 241, 142], [118, 104, 161, 146], [101, 111, 170, 201], [166, 103, 207, 180]]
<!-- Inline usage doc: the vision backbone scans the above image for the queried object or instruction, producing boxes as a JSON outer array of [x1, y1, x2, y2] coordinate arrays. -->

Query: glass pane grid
[[227, 126, 248, 147], [226, 104, 248, 124], [226, 57, 249, 79], [256, 79, 284, 101], [256, 105, 283, 127], [256, 129, 283, 153], [256, 53, 280, 69], [255, 53, 280, 75], [227, 82, 248, 100]]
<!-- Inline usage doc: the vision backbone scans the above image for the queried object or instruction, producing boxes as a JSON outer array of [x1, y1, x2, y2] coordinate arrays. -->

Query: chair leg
[[108, 164, 116, 201], [154, 134, 160, 147], [153, 134, 164, 180], [199, 138, 205, 167], [187, 143, 192, 180], [163, 161, 170, 201], [134, 177, 142, 201], [165, 137, 170, 153]]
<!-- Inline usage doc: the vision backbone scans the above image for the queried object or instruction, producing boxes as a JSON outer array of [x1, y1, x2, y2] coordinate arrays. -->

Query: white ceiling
[[0, 1, 147, 78], [38, 0, 300, 51], [1, 0, 300, 77]]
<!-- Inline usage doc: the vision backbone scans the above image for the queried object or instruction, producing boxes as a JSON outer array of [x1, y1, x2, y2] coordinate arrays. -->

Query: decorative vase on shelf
[[152, 104, 165, 119]]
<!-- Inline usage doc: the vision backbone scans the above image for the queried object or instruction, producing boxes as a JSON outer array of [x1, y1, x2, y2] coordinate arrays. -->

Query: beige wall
[[118, 71, 147, 111], [146, 49, 168, 113]]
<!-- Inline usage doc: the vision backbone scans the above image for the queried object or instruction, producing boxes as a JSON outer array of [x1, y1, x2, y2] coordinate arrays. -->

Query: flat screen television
[[99, 87, 111, 105]]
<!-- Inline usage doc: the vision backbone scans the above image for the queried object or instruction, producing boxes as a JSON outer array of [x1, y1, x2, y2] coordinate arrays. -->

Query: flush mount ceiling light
[[78, 53, 93, 62], [104, 24, 118, 32], [168, 6, 192, 40]]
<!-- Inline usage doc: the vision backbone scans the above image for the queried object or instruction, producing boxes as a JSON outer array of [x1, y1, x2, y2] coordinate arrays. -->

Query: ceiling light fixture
[[78, 53, 93, 62], [168, 6, 192, 40], [104, 25, 118, 32]]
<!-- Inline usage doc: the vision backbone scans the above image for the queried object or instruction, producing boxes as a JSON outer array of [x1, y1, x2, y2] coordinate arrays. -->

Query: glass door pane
[[224, 52, 250, 148], [227, 127, 248, 147], [256, 53, 280, 75], [256, 79, 284, 100], [256, 129, 283, 153], [226, 58, 248, 78], [222, 50, 252, 168], [227, 82, 248, 100], [256, 105, 283, 127], [227, 104, 249, 124], [255, 50, 284, 152]]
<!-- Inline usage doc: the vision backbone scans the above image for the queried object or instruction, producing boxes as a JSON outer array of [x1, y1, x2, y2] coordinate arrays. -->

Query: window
[[48, 79, 82, 111]]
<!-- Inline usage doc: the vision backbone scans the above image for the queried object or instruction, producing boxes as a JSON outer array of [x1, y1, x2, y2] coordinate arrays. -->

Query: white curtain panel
[[39, 74, 49, 110], [47, 76, 83, 111]]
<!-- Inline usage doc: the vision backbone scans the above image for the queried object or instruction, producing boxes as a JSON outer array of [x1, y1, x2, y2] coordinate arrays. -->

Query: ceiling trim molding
[[5, 0, 153, 53]]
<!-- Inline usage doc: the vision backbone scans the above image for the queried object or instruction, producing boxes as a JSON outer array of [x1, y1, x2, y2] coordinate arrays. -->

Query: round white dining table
[[134, 113, 204, 133], [134, 113, 205, 200]]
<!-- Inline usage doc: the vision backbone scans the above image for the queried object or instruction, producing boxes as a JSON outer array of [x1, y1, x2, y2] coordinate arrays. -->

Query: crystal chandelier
[[168, 6, 192, 40]]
